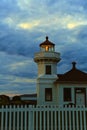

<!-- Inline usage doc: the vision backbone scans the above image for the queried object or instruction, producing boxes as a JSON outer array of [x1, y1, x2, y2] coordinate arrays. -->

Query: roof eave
[[55, 81, 87, 84]]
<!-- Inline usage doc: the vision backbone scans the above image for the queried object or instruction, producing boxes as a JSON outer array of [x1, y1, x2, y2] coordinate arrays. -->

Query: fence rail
[[0, 105, 87, 130]]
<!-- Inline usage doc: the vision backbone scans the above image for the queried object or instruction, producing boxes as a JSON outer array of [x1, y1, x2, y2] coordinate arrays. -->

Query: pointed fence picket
[[0, 105, 87, 130]]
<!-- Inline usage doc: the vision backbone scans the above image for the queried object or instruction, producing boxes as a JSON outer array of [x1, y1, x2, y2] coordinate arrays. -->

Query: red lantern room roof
[[39, 36, 55, 47]]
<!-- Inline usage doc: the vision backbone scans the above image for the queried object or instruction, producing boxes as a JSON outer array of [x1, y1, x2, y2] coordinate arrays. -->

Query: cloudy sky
[[0, 0, 87, 96]]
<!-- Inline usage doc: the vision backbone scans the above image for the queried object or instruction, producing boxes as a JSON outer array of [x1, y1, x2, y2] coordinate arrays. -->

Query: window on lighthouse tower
[[45, 65, 51, 74]]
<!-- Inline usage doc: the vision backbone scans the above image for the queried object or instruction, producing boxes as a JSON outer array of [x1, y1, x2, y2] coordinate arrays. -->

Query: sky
[[0, 0, 87, 97]]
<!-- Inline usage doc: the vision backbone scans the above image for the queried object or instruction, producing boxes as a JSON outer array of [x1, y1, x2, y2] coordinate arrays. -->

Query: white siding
[[57, 84, 87, 106]]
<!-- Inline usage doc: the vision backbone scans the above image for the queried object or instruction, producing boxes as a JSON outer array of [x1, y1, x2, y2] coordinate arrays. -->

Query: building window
[[63, 88, 71, 101], [45, 88, 52, 101], [45, 65, 51, 75]]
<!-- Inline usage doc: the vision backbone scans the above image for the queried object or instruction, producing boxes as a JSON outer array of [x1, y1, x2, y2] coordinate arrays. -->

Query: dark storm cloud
[[0, 28, 39, 57], [55, 24, 87, 74], [76, 25, 87, 43]]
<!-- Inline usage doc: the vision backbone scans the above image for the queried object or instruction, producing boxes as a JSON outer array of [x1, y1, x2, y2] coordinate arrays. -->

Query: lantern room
[[40, 36, 55, 52]]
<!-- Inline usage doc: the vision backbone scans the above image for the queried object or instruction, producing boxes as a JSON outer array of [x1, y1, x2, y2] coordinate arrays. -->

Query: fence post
[[17, 105, 19, 130], [9, 105, 12, 130], [83, 106, 86, 130], [28, 105, 34, 130], [1, 105, 4, 130], [13, 105, 16, 130], [5, 105, 8, 130]]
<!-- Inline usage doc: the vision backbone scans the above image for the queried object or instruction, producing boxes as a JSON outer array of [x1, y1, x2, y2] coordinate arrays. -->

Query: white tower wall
[[34, 37, 60, 105]]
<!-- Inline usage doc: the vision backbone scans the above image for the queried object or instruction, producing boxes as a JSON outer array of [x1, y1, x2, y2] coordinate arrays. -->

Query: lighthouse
[[34, 36, 60, 105]]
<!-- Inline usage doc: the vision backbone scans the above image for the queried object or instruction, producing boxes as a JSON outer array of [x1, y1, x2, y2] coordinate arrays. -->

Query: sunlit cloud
[[67, 21, 87, 29], [59, 14, 87, 30], [67, 23, 78, 29], [18, 21, 40, 29]]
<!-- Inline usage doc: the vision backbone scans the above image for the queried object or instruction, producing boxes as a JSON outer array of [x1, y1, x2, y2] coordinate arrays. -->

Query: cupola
[[40, 36, 55, 52]]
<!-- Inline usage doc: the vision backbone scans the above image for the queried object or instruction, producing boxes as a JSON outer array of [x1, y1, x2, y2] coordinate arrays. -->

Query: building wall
[[57, 83, 87, 106], [37, 61, 57, 77], [37, 76, 87, 106], [37, 76, 57, 105]]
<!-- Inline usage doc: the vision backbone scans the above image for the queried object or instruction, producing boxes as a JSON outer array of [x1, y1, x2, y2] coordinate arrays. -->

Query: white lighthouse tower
[[34, 36, 60, 105]]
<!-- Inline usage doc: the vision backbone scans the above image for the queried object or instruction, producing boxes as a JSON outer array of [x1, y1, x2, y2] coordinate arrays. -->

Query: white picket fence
[[0, 105, 87, 130]]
